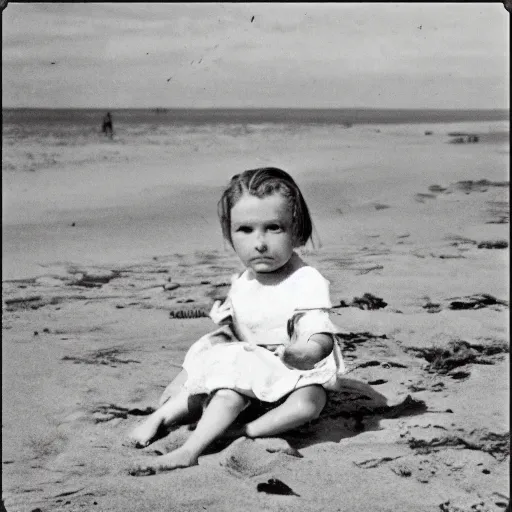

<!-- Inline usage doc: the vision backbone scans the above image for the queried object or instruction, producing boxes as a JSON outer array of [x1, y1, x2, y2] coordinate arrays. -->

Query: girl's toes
[[127, 463, 156, 477], [124, 436, 149, 449]]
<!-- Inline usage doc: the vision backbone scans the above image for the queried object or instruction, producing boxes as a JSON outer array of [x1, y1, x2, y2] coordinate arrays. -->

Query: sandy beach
[[2, 116, 510, 512]]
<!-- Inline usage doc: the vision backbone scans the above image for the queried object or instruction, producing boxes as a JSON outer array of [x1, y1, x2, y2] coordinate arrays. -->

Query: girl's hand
[[209, 299, 232, 325], [274, 345, 286, 358], [281, 334, 333, 370]]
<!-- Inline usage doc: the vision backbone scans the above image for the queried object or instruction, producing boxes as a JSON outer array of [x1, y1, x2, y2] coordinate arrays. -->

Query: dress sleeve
[[286, 267, 343, 343], [287, 309, 342, 344], [209, 272, 240, 325], [290, 267, 332, 309], [286, 308, 346, 376]]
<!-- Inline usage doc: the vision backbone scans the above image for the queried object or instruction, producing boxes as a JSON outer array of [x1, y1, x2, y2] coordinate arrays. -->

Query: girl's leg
[[135, 389, 248, 472], [243, 385, 327, 438], [128, 390, 191, 447], [159, 369, 188, 407]]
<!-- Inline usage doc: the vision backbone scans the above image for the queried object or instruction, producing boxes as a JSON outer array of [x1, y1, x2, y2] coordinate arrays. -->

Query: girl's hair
[[218, 167, 313, 247]]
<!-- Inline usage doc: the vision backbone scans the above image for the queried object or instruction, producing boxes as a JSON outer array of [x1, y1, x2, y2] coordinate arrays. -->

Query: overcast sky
[[2, 2, 509, 109]]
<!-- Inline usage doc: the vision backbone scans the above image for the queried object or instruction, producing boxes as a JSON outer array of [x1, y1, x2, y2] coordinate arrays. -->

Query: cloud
[[2, 2, 509, 108]]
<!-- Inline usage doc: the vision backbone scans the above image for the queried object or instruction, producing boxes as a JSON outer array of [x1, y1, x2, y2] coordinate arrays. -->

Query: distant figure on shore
[[102, 112, 113, 139]]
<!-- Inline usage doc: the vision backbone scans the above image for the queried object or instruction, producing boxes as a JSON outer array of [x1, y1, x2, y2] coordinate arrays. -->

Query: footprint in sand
[[449, 179, 508, 194], [61, 347, 140, 367], [415, 192, 437, 203], [219, 437, 301, 478], [416, 180, 509, 204], [70, 270, 122, 288], [485, 200, 509, 224], [90, 403, 155, 425]]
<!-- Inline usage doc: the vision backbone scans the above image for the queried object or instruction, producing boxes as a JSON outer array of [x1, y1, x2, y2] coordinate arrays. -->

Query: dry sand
[[2, 121, 510, 511]]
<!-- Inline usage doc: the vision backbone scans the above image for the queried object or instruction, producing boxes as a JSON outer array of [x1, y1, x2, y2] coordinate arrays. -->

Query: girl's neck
[[247, 252, 303, 286]]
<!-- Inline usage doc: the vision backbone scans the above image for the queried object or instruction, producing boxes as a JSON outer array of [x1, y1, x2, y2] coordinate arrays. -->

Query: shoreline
[[3, 107, 509, 127]]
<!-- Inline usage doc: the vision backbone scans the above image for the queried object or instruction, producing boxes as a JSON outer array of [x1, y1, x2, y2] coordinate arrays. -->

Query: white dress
[[182, 258, 346, 403]]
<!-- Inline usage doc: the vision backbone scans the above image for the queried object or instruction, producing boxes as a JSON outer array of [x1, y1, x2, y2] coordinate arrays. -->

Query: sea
[[3, 106, 509, 130]]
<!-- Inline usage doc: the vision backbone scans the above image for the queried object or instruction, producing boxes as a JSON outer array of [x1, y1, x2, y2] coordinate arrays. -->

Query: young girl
[[128, 167, 346, 473]]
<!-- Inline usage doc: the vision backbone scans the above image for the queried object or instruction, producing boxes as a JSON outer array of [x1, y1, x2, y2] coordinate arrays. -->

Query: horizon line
[[3, 106, 510, 112]]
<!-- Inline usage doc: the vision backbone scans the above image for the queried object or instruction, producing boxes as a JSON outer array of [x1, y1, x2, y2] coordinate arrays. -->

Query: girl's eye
[[267, 224, 282, 232], [236, 226, 252, 233]]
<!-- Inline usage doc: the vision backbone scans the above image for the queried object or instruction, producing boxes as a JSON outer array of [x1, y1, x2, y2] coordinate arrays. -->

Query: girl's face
[[230, 192, 297, 275]]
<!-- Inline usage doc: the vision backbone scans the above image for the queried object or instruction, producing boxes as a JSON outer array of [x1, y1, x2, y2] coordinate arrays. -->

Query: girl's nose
[[254, 233, 268, 253]]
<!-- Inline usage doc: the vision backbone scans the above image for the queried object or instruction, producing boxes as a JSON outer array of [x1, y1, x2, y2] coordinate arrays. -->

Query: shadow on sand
[[137, 378, 427, 455], [237, 377, 427, 451], [143, 378, 427, 456]]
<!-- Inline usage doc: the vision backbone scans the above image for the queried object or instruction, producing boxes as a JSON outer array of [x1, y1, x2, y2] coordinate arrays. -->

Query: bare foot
[[128, 448, 198, 476], [127, 416, 162, 448]]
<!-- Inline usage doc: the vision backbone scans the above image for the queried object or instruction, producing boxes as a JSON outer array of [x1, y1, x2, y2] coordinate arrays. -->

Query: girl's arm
[[281, 333, 334, 370], [209, 299, 232, 325]]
